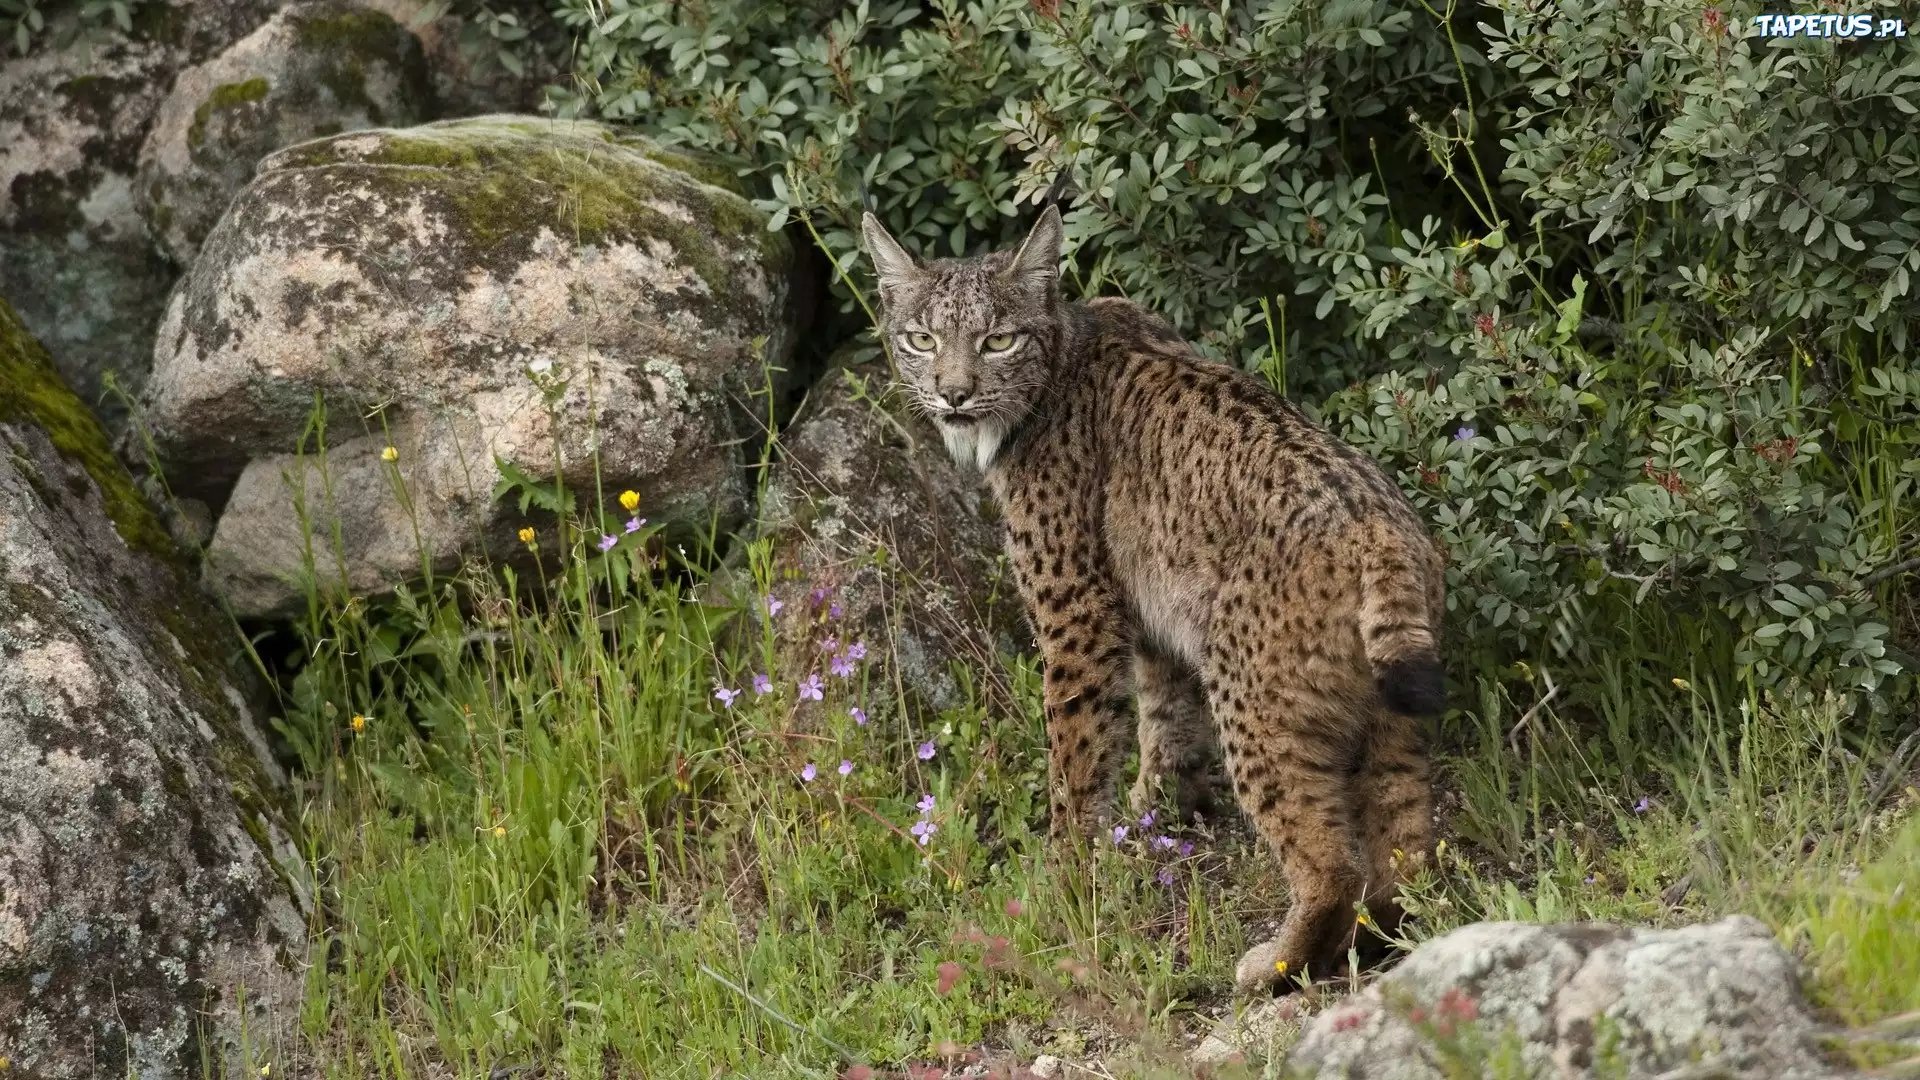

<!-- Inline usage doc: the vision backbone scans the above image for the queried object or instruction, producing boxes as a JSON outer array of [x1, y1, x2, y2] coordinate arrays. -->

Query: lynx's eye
[[903, 331, 937, 352], [982, 332, 1018, 353]]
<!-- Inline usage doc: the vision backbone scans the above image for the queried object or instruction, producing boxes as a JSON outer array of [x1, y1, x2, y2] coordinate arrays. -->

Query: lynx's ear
[[861, 212, 920, 304], [1003, 203, 1063, 290]]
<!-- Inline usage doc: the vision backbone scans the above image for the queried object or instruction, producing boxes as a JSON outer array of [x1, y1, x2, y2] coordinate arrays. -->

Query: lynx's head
[[860, 206, 1064, 471]]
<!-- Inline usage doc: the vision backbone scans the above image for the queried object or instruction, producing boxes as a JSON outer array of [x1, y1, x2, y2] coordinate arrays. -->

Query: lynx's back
[[862, 207, 1444, 991]]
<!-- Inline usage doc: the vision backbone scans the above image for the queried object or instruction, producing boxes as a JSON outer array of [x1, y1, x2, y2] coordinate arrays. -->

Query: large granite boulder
[[136, 116, 801, 618], [750, 346, 1028, 721], [0, 0, 278, 421], [1277, 915, 1851, 1079], [0, 297, 308, 1078], [136, 0, 436, 264]]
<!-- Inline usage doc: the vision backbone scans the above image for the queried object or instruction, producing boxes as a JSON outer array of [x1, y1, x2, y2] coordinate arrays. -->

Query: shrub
[[546, 0, 1918, 721]]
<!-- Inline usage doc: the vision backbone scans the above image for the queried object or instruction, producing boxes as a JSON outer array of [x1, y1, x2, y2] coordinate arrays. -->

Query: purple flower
[[800, 763, 818, 783], [829, 602, 844, 619], [766, 595, 784, 617], [917, 740, 936, 761], [1112, 825, 1129, 845], [810, 585, 833, 607], [597, 534, 617, 552], [846, 641, 867, 660], [1454, 425, 1476, 441], [838, 759, 854, 776], [1178, 841, 1195, 858], [830, 653, 856, 678], [713, 686, 740, 708], [819, 635, 839, 654], [917, 794, 937, 815], [752, 673, 773, 696], [1633, 796, 1650, 813], [1154, 835, 1176, 851], [625, 516, 646, 533], [1139, 810, 1156, 829], [1156, 868, 1176, 886], [910, 818, 937, 845], [1584, 874, 1597, 885], [797, 673, 824, 701], [849, 706, 868, 725]]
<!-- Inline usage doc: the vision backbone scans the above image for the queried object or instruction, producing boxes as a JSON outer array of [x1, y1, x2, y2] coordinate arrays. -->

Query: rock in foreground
[[1279, 915, 1850, 1080], [0, 297, 307, 1078], [138, 115, 799, 617]]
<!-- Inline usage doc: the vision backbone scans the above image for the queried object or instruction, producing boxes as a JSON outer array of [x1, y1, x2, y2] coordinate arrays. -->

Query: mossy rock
[[137, 0, 436, 264], [140, 115, 801, 618], [0, 292, 307, 1078], [0, 296, 172, 556], [0, 0, 285, 420]]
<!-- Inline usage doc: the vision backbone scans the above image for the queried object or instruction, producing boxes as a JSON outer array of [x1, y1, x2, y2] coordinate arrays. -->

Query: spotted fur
[[862, 207, 1446, 992]]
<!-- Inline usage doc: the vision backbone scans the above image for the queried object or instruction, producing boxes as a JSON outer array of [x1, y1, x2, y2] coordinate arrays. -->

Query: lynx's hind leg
[[1130, 645, 1221, 822], [1354, 712, 1433, 953], [1207, 634, 1370, 994]]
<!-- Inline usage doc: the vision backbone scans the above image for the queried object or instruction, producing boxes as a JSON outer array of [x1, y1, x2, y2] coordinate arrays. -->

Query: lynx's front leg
[[1008, 521, 1134, 840]]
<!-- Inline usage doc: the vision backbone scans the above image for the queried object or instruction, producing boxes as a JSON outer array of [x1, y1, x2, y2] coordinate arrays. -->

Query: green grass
[[229, 383, 1916, 1079]]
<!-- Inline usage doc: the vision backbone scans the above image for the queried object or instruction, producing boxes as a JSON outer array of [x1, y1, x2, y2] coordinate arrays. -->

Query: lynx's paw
[[1233, 939, 1302, 995]]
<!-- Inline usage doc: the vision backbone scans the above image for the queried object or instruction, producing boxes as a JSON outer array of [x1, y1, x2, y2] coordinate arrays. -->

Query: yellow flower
[[518, 526, 536, 546], [260, 1065, 272, 1078], [381, 446, 398, 462], [1357, 913, 1373, 928], [492, 825, 506, 838], [1558, 517, 1572, 530], [350, 714, 366, 733], [1671, 677, 1691, 690], [1436, 839, 1448, 859], [619, 489, 641, 512], [1274, 960, 1288, 975]]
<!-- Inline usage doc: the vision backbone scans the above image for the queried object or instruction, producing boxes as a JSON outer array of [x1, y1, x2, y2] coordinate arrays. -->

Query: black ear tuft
[[1376, 655, 1446, 717]]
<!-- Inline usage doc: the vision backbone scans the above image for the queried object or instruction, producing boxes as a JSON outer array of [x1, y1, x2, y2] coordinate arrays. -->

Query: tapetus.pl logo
[[1749, 13, 1908, 37]]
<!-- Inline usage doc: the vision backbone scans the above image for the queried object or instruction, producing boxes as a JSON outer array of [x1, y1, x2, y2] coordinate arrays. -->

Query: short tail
[[1359, 531, 1447, 717]]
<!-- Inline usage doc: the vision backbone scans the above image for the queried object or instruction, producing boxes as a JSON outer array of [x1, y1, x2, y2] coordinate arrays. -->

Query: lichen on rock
[[747, 345, 1028, 723], [0, 294, 307, 1079]]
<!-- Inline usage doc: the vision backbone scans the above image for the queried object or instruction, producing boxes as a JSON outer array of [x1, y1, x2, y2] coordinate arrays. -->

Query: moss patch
[[187, 77, 271, 150], [0, 296, 173, 556], [291, 6, 406, 55], [293, 8, 414, 119], [270, 119, 790, 312]]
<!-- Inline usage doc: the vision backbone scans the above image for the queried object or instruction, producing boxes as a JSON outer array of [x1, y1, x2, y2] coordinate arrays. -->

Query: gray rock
[[1280, 915, 1853, 1080], [138, 115, 798, 618], [0, 297, 308, 1079], [0, 0, 277, 423], [749, 346, 1027, 721], [136, 0, 436, 264], [1194, 997, 1304, 1067]]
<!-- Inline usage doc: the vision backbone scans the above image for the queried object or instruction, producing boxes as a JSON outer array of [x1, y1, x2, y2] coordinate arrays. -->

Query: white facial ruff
[[940, 418, 1008, 473]]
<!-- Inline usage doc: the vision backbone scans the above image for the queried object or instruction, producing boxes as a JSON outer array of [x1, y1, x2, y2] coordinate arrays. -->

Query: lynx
[[861, 205, 1446, 992]]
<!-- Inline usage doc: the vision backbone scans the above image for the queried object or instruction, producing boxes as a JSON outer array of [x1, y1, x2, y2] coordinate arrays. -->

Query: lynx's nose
[[936, 381, 975, 409]]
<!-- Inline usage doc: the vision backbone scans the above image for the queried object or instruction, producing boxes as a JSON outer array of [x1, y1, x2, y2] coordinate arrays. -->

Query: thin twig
[[1859, 555, 1920, 592], [1856, 725, 1920, 833]]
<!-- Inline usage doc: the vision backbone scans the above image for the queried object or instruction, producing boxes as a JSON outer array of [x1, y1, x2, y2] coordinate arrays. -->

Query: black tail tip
[[1377, 655, 1446, 717]]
